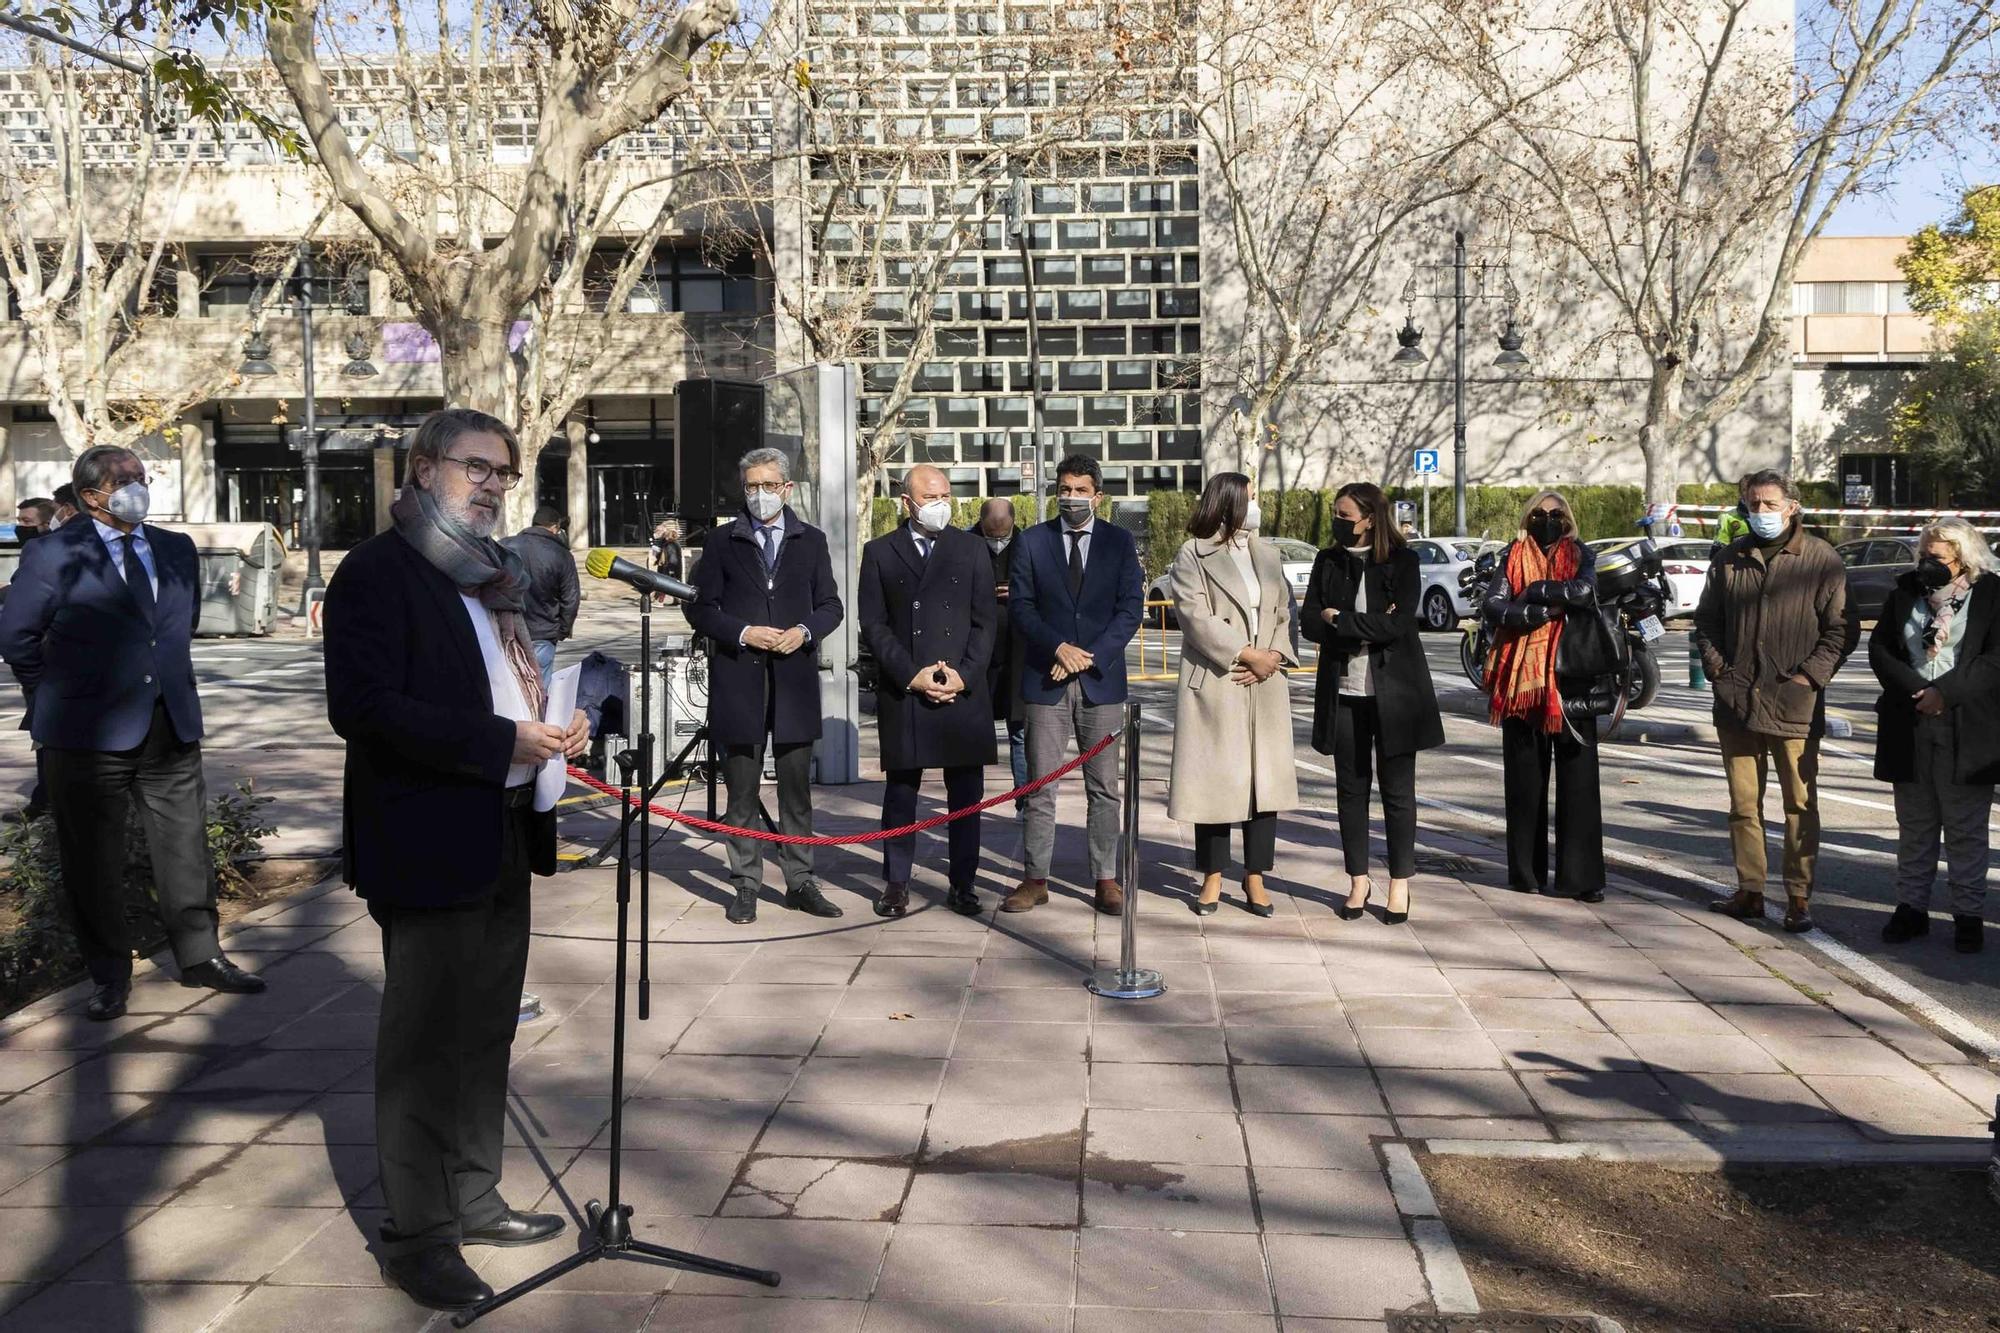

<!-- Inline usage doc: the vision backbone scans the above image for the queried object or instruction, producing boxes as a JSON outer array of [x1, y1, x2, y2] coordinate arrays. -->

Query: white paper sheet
[[534, 663, 582, 813]]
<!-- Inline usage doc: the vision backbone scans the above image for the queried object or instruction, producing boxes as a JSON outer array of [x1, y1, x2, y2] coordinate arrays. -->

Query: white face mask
[[986, 535, 1011, 553], [1747, 510, 1788, 540], [98, 481, 151, 525], [1241, 500, 1262, 535], [746, 489, 784, 522], [911, 498, 953, 534]]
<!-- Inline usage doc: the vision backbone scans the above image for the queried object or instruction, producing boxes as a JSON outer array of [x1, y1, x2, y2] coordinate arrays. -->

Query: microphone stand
[[455, 587, 780, 1325]]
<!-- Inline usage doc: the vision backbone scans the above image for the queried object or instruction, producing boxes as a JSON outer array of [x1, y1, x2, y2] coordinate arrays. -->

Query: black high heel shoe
[[1190, 877, 1223, 916], [1240, 891, 1275, 918], [1336, 881, 1372, 921], [1383, 883, 1411, 925]]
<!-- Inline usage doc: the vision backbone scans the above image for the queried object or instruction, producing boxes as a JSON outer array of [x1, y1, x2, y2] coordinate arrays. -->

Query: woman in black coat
[[1302, 482, 1444, 924], [1869, 518, 2000, 955]]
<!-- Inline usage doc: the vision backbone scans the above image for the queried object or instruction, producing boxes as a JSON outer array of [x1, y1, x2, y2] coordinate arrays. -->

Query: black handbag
[[1555, 605, 1628, 718]]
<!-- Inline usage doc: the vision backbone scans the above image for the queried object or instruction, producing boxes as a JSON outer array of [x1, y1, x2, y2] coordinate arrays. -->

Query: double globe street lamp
[[1388, 230, 1531, 537]]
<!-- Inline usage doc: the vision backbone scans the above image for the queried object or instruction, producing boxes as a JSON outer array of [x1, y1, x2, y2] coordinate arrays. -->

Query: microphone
[[585, 548, 697, 602]]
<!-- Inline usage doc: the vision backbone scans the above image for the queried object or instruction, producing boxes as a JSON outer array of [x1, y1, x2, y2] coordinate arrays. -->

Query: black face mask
[[15, 525, 39, 542], [1329, 517, 1363, 549], [1527, 511, 1569, 545], [1914, 556, 1954, 591]]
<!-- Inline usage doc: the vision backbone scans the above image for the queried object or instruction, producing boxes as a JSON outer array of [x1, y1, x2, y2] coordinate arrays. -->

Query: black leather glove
[[1523, 579, 1565, 605], [1562, 579, 1595, 607]]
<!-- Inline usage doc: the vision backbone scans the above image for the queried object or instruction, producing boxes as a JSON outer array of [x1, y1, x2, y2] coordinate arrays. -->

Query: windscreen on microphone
[[585, 548, 618, 581]]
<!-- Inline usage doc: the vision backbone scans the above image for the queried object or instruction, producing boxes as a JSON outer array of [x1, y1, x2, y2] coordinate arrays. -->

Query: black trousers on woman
[[1500, 716, 1604, 896], [1331, 697, 1417, 879], [1194, 812, 1277, 875]]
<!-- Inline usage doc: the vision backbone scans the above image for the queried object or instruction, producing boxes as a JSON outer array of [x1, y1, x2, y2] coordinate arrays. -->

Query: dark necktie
[[759, 524, 779, 574], [1067, 529, 1085, 597], [916, 534, 932, 562], [123, 532, 157, 623]]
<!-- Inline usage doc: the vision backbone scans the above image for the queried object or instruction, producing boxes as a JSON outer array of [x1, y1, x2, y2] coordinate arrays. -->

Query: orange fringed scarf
[[1486, 536, 1580, 734]]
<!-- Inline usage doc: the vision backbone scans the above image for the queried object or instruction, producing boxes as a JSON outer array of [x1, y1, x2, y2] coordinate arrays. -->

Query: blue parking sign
[[1413, 449, 1440, 475]]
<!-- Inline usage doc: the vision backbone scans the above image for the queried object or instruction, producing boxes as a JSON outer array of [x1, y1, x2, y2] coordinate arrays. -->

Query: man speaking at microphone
[[685, 447, 844, 925], [323, 408, 590, 1313]]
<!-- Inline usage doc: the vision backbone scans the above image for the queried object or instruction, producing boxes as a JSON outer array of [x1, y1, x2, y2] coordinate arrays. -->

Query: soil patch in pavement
[[1420, 1154, 2000, 1333]]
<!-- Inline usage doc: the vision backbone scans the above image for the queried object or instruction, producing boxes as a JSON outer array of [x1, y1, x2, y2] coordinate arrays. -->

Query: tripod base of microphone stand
[[1086, 967, 1166, 1000], [451, 1198, 781, 1326]]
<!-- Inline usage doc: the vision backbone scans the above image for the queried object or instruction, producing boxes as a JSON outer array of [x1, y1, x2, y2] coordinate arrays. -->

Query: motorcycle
[[1457, 539, 1672, 714]]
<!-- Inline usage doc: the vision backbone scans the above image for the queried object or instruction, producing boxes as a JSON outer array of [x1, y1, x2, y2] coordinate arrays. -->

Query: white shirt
[[462, 593, 537, 787], [92, 518, 160, 600], [1059, 514, 1096, 573]]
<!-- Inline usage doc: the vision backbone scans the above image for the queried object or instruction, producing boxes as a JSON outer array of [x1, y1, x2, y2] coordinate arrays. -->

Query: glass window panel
[[1083, 397, 1128, 426], [1109, 359, 1151, 389], [1157, 217, 1197, 247], [987, 256, 1025, 285], [1085, 256, 1126, 283], [1042, 327, 1079, 355], [938, 397, 983, 426], [1032, 184, 1075, 214], [1034, 256, 1078, 285], [1060, 290, 1104, 318], [1060, 220, 1102, 248], [1157, 289, 1200, 317], [986, 328, 1027, 356], [987, 397, 1030, 425], [1083, 326, 1126, 354], [1109, 219, 1152, 247], [1088, 184, 1124, 213], [1043, 396, 1080, 425], [1059, 361, 1103, 389], [1110, 290, 1152, 318]]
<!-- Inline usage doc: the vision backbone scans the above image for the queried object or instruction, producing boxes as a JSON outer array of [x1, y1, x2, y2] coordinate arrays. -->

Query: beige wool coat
[[1165, 534, 1302, 825]]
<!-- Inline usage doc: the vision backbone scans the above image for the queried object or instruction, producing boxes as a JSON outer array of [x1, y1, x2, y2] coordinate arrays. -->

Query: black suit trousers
[[1500, 717, 1605, 896], [369, 796, 533, 1258], [1331, 697, 1418, 879], [882, 766, 983, 889], [44, 700, 218, 984]]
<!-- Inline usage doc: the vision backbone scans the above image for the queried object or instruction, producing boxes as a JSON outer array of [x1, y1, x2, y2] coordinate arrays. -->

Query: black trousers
[[1331, 697, 1417, 879], [43, 700, 218, 985], [22, 684, 45, 812], [369, 792, 534, 1258], [1194, 812, 1277, 875], [882, 765, 983, 889], [721, 739, 815, 891], [1500, 716, 1605, 896]]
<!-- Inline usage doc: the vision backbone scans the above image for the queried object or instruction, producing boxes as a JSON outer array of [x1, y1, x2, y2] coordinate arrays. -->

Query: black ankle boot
[[1954, 915, 1984, 954], [1881, 904, 1930, 943]]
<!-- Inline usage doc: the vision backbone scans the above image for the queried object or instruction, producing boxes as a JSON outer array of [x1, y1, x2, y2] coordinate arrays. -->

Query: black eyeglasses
[[440, 455, 525, 489]]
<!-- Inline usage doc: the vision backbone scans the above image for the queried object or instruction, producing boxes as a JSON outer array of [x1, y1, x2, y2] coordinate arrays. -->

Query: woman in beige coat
[[1167, 471, 1301, 916]]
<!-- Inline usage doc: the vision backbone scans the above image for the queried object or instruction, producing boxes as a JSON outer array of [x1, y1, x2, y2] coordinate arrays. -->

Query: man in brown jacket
[[1691, 470, 1859, 933]]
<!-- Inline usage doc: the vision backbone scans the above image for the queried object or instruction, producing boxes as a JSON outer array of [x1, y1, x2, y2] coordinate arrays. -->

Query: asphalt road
[[1123, 618, 1999, 1048]]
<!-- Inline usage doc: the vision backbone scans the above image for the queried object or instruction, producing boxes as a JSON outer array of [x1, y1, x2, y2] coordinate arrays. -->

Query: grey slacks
[[1022, 680, 1121, 881], [1894, 714, 1992, 916], [721, 741, 815, 891]]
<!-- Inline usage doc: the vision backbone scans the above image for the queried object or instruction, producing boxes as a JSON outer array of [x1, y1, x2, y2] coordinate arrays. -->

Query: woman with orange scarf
[[1481, 491, 1606, 902]]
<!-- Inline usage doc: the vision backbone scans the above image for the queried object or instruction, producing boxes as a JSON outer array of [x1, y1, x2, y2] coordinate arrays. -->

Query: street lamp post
[[1389, 230, 1530, 538], [1003, 161, 1048, 510]]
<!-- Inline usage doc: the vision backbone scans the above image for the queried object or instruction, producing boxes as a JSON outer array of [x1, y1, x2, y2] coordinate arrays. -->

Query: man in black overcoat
[[686, 446, 846, 924], [858, 465, 996, 917], [323, 409, 590, 1313]]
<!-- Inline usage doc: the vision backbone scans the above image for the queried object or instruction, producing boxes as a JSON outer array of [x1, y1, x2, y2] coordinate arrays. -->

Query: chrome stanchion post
[[1087, 701, 1165, 1000]]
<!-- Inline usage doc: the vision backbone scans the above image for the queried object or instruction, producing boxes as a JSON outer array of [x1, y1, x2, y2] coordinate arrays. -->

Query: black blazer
[[0, 518, 203, 750], [323, 529, 557, 908], [858, 522, 997, 771], [1300, 545, 1444, 758], [980, 533, 1025, 725], [1868, 571, 2000, 785], [685, 507, 844, 748]]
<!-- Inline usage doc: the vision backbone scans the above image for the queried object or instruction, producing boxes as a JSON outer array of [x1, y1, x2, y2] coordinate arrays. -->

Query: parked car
[[1146, 536, 1316, 628], [1835, 537, 1917, 621], [1587, 537, 1711, 617], [1407, 538, 1482, 632]]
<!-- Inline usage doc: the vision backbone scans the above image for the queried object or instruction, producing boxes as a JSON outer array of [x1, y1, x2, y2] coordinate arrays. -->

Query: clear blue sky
[[1827, 142, 1999, 236]]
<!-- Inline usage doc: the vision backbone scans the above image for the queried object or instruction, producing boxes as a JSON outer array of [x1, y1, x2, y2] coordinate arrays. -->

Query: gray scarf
[[393, 483, 547, 722]]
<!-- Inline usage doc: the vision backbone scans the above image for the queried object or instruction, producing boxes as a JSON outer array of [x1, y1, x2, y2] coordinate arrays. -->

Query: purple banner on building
[[381, 321, 531, 364]]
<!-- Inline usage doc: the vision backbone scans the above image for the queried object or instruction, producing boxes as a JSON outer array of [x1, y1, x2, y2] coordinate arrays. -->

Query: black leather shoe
[[462, 1208, 564, 1248], [726, 883, 759, 925], [875, 882, 909, 918], [785, 882, 844, 918], [85, 980, 130, 1022], [179, 956, 265, 994], [1955, 914, 1984, 954], [380, 1246, 493, 1312], [1576, 889, 1606, 904], [946, 884, 982, 916], [1882, 904, 1930, 943]]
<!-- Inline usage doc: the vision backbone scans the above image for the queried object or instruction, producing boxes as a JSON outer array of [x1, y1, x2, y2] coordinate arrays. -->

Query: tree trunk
[[1639, 360, 1687, 509], [435, 314, 545, 533]]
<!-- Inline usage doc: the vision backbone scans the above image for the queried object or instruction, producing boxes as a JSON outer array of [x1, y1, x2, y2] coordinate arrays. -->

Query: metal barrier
[[1087, 700, 1165, 1000]]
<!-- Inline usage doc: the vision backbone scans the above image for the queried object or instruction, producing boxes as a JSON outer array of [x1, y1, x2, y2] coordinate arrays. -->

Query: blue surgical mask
[[1746, 511, 1787, 541]]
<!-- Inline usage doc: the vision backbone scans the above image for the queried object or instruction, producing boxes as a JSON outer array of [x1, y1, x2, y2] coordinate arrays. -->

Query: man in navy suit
[[857, 465, 996, 917], [1006, 455, 1144, 915], [686, 446, 845, 925], [0, 445, 265, 1020]]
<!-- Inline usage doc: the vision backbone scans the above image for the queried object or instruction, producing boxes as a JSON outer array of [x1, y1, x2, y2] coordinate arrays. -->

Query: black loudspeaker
[[675, 378, 766, 539]]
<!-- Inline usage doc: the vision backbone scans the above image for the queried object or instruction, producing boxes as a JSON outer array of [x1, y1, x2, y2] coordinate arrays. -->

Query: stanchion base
[[1086, 968, 1166, 999]]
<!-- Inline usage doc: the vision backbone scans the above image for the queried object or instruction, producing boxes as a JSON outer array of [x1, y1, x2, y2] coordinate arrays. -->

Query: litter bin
[[156, 522, 287, 636]]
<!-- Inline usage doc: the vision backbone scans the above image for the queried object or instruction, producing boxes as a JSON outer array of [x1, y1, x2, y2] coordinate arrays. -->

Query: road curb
[[1417, 1137, 1992, 1166], [1383, 1142, 1480, 1315]]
